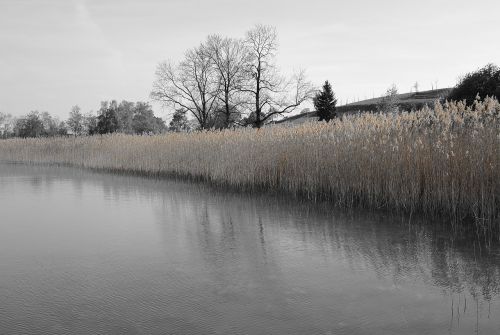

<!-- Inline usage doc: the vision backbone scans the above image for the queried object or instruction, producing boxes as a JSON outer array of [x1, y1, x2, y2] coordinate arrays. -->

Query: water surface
[[0, 163, 499, 334]]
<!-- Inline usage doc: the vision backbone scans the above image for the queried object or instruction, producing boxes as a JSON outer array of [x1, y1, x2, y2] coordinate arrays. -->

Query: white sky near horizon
[[1, 0, 499, 119]]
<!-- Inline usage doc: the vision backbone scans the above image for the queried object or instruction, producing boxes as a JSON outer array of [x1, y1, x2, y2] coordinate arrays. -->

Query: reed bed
[[1, 99, 499, 230]]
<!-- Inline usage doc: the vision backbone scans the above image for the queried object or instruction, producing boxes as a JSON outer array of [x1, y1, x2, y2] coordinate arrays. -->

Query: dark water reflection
[[0, 163, 499, 335]]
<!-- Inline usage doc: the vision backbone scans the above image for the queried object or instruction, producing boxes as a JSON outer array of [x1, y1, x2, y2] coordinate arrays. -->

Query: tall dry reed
[[1, 99, 499, 229]]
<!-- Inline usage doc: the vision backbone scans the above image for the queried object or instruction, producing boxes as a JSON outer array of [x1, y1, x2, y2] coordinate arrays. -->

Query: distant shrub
[[448, 63, 500, 105], [376, 84, 399, 113], [96, 102, 119, 134], [168, 109, 191, 132]]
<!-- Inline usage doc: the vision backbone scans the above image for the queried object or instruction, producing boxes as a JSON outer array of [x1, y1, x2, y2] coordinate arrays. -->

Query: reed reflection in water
[[0, 163, 498, 335]]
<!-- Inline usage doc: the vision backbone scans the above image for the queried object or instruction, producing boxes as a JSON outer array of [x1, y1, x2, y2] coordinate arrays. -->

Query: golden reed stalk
[[1, 99, 499, 229]]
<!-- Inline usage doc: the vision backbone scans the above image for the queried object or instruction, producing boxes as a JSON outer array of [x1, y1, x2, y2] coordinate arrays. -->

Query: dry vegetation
[[1, 99, 499, 230]]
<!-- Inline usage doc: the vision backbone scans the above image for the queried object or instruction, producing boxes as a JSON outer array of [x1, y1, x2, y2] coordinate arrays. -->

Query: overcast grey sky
[[1, 0, 499, 118]]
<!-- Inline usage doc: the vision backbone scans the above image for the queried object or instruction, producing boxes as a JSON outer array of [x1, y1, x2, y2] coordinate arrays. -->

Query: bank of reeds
[[1, 99, 499, 230]]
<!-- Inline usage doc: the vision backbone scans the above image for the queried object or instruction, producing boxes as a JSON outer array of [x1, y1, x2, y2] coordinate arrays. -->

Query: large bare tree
[[202, 35, 249, 128], [242, 25, 314, 128], [151, 46, 220, 129]]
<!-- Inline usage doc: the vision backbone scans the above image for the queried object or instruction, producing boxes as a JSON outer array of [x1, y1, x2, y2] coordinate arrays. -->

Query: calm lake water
[[0, 163, 499, 335]]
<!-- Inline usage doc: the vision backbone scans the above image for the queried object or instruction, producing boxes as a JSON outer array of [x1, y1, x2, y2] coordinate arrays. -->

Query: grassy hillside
[[339, 88, 451, 113], [345, 88, 450, 107], [276, 88, 452, 125]]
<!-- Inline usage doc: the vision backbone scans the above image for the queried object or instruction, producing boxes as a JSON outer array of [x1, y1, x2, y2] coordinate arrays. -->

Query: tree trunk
[[225, 91, 230, 128], [255, 61, 262, 128]]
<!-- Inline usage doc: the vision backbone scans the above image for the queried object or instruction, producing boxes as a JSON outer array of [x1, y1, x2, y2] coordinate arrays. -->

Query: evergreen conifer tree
[[313, 81, 337, 122]]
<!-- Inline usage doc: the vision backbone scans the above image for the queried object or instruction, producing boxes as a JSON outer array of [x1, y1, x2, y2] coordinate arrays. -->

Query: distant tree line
[[0, 100, 166, 139], [0, 111, 67, 139]]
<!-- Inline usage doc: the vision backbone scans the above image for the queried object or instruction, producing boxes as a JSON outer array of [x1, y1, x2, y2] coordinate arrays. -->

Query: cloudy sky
[[1, 0, 499, 118]]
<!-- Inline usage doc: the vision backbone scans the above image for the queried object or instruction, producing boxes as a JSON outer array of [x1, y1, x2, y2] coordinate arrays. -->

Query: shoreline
[[0, 159, 484, 238], [1, 100, 499, 233]]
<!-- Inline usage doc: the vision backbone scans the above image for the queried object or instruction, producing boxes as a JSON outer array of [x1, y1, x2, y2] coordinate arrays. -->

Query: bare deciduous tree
[[269, 70, 315, 120], [202, 35, 249, 128], [151, 46, 220, 130], [242, 25, 314, 128]]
